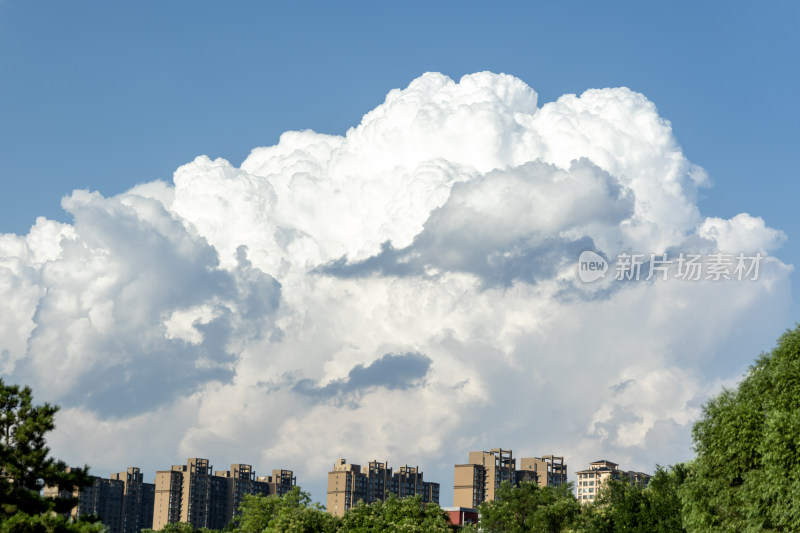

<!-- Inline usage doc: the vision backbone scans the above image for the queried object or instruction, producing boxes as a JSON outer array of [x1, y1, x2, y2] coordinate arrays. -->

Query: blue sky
[[3, 3, 797, 241], [1, 1, 798, 505]]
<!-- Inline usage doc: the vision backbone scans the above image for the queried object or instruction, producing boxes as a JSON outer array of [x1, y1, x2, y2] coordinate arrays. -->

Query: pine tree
[[0, 379, 92, 520]]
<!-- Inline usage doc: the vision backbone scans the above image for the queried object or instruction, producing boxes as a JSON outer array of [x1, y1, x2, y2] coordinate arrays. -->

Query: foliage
[[236, 486, 339, 533], [579, 465, 686, 533], [0, 379, 93, 524], [141, 524, 216, 533], [236, 490, 451, 533], [680, 325, 800, 531], [470, 480, 580, 533], [339, 494, 453, 532], [0, 512, 106, 533]]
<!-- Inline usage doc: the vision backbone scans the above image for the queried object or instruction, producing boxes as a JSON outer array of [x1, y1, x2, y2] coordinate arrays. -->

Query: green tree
[[647, 464, 687, 532], [0, 379, 100, 533], [680, 325, 800, 531], [141, 523, 222, 533], [471, 480, 580, 533], [236, 486, 339, 533], [339, 494, 453, 532], [0, 511, 106, 533]]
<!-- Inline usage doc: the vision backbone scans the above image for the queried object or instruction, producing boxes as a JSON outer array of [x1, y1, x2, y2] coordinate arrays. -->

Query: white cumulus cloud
[[1, 71, 792, 503]]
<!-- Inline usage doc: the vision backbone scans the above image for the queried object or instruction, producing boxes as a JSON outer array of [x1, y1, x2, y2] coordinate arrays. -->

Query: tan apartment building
[[45, 466, 154, 533], [259, 469, 296, 497], [326, 458, 440, 517], [110, 467, 155, 533], [454, 449, 515, 508], [518, 455, 568, 488], [453, 449, 567, 508], [575, 459, 652, 503], [153, 458, 296, 530], [215, 464, 297, 516]]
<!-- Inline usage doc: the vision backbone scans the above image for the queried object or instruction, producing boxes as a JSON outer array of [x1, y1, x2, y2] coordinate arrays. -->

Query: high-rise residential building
[[214, 463, 260, 520], [110, 467, 155, 533], [454, 449, 514, 508], [326, 459, 440, 517], [574, 459, 652, 503], [518, 455, 568, 488], [453, 449, 568, 508], [453, 449, 514, 508], [259, 469, 297, 497], [214, 464, 296, 518], [392, 465, 440, 503], [152, 458, 296, 530], [153, 458, 229, 531], [45, 467, 154, 533], [153, 468, 183, 527], [75, 477, 125, 532]]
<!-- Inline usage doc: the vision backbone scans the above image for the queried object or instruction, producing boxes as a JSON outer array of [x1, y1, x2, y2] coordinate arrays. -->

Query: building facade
[[326, 458, 440, 517], [574, 459, 652, 503], [153, 458, 296, 530], [518, 455, 568, 488], [110, 467, 155, 533], [76, 477, 125, 533], [260, 469, 297, 497], [453, 449, 567, 508], [45, 467, 154, 533]]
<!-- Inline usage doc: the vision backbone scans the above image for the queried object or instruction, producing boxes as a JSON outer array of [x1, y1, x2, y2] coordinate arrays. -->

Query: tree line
[[3, 324, 800, 532]]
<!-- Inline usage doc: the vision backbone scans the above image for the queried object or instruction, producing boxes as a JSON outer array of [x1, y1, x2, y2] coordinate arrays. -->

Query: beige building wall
[[453, 464, 484, 509], [153, 470, 182, 530], [327, 459, 362, 517], [271, 469, 297, 496]]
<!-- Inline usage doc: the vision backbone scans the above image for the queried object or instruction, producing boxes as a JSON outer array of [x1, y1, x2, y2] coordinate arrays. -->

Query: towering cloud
[[0, 72, 791, 500]]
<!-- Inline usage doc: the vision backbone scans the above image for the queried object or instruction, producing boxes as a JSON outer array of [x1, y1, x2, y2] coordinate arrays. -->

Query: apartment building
[[453, 449, 567, 508], [215, 464, 297, 517], [326, 458, 440, 517], [259, 469, 297, 497], [44, 467, 154, 533], [454, 449, 514, 508], [574, 459, 652, 503], [153, 458, 297, 530], [518, 455, 568, 488], [110, 467, 155, 533], [76, 477, 125, 532], [394, 465, 439, 503]]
